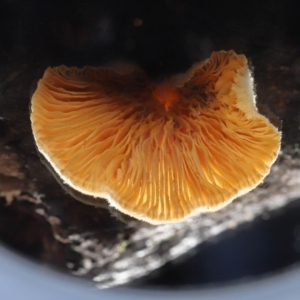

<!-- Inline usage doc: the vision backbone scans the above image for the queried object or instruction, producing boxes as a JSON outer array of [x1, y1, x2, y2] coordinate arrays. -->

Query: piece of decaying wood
[[1, 32, 300, 288]]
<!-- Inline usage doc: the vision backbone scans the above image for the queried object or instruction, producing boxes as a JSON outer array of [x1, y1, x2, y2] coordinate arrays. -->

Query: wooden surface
[[1, 0, 300, 288]]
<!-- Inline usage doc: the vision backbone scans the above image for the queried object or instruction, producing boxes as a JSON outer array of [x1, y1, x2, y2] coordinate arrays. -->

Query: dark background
[[1, 0, 300, 287], [1, 0, 299, 78]]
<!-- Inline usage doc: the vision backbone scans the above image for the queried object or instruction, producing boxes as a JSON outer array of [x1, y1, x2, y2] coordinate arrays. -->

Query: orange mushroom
[[30, 50, 281, 224]]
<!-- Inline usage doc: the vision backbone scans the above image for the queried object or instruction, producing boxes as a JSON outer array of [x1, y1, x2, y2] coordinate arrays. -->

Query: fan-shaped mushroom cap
[[31, 51, 281, 224]]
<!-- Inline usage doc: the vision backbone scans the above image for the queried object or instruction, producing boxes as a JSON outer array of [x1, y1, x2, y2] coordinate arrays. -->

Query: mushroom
[[30, 50, 281, 224]]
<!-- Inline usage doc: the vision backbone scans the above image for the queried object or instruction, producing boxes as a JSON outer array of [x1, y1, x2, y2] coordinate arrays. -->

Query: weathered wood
[[1, 0, 300, 288]]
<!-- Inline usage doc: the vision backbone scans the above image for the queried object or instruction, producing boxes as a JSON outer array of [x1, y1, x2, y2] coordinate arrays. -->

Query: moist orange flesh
[[153, 83, 180, 111], [31, 51, 281, 224]]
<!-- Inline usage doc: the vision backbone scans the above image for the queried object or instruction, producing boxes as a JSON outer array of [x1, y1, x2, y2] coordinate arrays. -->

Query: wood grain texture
[[1, 0, 300, 288]]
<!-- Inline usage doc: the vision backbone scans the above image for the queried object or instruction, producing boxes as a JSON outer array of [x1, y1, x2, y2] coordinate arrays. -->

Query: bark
[[1, 0, 300, 289]]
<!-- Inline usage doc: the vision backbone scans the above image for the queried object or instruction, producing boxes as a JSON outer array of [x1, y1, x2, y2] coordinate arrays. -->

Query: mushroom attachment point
[[31, 51, 281, 224]]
